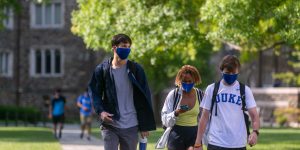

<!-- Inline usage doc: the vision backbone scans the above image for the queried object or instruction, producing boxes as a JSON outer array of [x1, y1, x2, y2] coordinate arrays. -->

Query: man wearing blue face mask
[[88, 34, 156, 150], [194, 55, 260, 150]]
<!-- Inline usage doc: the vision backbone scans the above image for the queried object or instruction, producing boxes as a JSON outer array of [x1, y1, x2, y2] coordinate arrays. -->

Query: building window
[[0, 51, 13, 77], [30, 47, 64, 77], [30, 0, 64, 28], [3, 7, 13, 29]]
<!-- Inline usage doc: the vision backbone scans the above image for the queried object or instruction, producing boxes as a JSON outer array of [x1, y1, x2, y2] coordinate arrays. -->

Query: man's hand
[[48, 114, 52, 119], [83, 106, 89, 111], [100, 111, 114, 123], [248, 132, 258, 146], [140, 131, 149, 139]]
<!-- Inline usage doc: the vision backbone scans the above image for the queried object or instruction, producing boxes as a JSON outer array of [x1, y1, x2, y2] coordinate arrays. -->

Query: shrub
[[0, 105, 41, 123], [274, 108, 300, 127]]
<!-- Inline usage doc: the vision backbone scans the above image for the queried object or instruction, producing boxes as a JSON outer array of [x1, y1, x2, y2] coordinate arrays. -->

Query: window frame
[[30, 46, 64, 77], [3, 7, 14, 29], [0, 51, 13, 77], [30, 0, 64, 29]]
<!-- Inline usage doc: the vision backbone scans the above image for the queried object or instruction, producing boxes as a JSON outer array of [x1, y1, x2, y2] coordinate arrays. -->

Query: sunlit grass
[[0, 127, 61, 150]]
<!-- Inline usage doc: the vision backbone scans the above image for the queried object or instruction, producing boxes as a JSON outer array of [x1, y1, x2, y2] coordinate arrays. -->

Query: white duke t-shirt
[[200, 81, 256, 148]]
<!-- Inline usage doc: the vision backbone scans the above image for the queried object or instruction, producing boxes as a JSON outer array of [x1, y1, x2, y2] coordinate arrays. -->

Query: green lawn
[[2, 127, 299, 150], [146, 127, 300, 150], [0, 127, 61, 150]]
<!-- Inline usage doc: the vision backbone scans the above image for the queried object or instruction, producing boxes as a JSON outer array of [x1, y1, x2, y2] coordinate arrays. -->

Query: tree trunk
[[15, 5, 21, 106], [258, 51, 263, 87]]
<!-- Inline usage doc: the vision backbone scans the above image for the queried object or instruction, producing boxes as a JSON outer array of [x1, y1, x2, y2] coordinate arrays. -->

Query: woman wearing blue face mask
[[161, 65, 204, 150]]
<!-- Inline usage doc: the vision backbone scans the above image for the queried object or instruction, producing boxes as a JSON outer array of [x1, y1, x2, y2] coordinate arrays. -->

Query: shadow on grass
[[0, 127, 57, 143]]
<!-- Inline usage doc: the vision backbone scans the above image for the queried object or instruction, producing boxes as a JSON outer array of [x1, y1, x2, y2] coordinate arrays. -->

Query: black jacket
[[88, 58, 156, 131]]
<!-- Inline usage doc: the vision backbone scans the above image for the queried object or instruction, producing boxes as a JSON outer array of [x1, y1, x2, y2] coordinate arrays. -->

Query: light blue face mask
[[222, 73, 238, 85], [181, 82, 194, 92], [116, 47, 131, 60]]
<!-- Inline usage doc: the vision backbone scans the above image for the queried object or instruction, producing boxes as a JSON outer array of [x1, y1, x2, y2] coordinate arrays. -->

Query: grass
[[91, 126, 102, 139], [146, 127, 300, 150], [0, 127, 61, 150], [2, 126, 299, 150]]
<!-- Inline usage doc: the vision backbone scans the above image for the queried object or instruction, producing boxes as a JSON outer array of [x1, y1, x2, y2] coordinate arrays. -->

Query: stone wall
[[0, 0, 106, 120], [252, 88, 300, 127]]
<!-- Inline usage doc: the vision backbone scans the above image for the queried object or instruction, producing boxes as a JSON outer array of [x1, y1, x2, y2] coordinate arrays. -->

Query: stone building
[[0, 0, 104, 119]]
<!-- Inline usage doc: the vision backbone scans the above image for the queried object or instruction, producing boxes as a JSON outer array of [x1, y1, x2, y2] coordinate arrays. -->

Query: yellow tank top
[[175, 91, 199, 126]]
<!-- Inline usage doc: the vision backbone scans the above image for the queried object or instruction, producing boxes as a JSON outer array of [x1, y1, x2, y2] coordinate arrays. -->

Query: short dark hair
[[219, 55, 241, 72], [55, 88, 61, 93], [111, 34, 132, 47]]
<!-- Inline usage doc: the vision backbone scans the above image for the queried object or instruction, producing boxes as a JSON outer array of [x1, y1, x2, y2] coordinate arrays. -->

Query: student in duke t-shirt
[[48, 89, 66, 139], [77, 89, 93, 140], [194, 55, 260, 150]]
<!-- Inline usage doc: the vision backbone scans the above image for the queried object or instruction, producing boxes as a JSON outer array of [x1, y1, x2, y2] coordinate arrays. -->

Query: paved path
[[58, 124, 104, 150]]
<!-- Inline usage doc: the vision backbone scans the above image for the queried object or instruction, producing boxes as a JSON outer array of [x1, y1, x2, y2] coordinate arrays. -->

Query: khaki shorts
[[80, 114, 92, 125]]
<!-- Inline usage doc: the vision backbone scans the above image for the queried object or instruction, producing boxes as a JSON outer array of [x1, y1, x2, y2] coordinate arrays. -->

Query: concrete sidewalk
[[58, 124, 104, 150]]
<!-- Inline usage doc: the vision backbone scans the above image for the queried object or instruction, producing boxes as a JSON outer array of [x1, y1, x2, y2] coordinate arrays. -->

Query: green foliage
[[274, 108, 300, 127], [71, 0, 213, 93], [200, 0, 300, 85], [0, 105, 41, 123], [200, 0, 300, 51]]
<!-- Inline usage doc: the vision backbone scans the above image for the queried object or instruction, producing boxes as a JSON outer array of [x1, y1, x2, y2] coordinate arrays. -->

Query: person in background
[[77, 88, 93, 140], [49, 88, 66, 139]]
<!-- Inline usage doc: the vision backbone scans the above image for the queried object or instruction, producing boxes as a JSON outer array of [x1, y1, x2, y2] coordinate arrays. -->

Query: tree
[[71, 0, 213, 94], [200, 0, 300, 86]]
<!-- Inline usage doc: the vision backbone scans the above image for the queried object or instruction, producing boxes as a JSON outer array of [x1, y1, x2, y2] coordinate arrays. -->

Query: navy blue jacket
[[88, 58, 156, 131]]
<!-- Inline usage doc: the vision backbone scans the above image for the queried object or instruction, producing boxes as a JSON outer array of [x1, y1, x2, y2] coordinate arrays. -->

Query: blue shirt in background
[[77, 94, 92, 116], [51, 96, 66, 116]]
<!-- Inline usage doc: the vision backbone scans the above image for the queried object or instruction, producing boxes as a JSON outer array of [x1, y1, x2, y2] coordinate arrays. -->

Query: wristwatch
[[253, 130, 259, 136]]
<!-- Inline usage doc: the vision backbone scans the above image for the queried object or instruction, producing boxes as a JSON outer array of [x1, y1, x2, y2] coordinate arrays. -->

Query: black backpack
[[210, 81, 250, 136]]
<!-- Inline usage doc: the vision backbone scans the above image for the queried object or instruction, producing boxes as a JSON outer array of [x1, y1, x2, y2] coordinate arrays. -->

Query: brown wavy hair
[[219, 55, 241, 72], [175, 65, 201, 86]]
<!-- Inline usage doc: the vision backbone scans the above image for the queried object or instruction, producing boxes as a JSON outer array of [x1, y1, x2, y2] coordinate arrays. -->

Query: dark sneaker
[[87, 136, 91, 141], [80, 133, 83, 139]]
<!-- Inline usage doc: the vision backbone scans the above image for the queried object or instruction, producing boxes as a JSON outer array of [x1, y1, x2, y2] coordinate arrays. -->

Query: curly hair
[[175, 65, 201, 86]]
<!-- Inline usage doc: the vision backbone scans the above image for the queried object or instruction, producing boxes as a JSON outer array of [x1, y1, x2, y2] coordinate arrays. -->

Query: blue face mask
[[181, 82, 194, 92], [222, 73, 238, 85], [116, 47, 131, 60]]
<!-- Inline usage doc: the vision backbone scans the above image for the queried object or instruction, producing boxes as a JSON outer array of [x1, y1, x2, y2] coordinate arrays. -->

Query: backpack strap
[[195, 88, 203, 104], [127, 60, 137, 78], [211, 81, 221, 117], [240, 82, 246, 111], [239, 82, 250, 136], [195, 88, 204, 121]]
